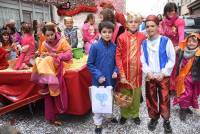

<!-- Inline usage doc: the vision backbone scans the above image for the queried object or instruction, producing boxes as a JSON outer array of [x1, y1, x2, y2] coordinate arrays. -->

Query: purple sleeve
[[16, 32, 21, 43]]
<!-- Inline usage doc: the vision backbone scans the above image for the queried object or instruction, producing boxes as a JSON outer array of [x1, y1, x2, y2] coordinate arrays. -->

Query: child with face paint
[[174, 33, 200, 121]]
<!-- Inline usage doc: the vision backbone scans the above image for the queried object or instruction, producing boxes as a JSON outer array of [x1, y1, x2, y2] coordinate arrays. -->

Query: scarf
[[162, 15, 179, 43], [45, 33, 61, 53], [183, 47, 199, 59], [163, 15, 178, 26], [176, 47, 199, 97]]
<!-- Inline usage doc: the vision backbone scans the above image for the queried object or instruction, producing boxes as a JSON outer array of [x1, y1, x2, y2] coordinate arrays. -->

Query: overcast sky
[[126, 0, 168, 16]]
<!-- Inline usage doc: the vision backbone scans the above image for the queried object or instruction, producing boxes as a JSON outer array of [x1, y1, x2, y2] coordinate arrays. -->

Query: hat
[[179, 33, 200, 50], [145, 15, 159, 25]]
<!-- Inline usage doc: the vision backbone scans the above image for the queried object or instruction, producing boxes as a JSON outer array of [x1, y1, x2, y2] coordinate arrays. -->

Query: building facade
[[179, 0, 196, 15], [187, 0, 200, 16], [0, 0, 51, 30]]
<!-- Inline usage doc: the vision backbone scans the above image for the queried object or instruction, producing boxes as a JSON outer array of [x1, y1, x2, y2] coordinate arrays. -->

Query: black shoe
[[95, 126, 102, 134], [140, 94, 144, 103], [119, 117, 127, 125], [163, 120, 172, 134], [186, 108, 193, 114], [148, 118, 158, 131], [133, 117, 141, 125], [110, 118, 118, 123], [179, 109, 187, 121]]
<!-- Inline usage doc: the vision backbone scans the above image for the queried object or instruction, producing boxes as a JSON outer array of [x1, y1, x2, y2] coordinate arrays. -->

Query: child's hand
[[98, 77, 106, 84], [175, 46, 180, 53], [22, 45, 29, 53], [48, 53, 58, 58], [65, 36, 70, 41], [11, 44, 17, 51], [40, 52, 48, 58], [112, 72, 118, 79], [155, 73, 165, 81], [120, 76, 128, 84], [147, 72, 154, 80]]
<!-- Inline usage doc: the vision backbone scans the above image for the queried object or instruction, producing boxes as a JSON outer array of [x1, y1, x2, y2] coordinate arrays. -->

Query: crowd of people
[[0, 1, 200, 134]]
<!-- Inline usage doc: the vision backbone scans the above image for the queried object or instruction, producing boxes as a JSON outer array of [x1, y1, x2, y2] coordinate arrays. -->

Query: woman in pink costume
[[160, 2, 185, 91]]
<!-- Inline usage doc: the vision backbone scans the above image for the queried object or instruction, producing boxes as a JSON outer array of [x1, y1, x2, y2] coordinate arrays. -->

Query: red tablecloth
[[0, 65, 92, 115]]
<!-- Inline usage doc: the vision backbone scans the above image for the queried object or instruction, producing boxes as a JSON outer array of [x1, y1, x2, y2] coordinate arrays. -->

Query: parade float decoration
[[56, 0, 97, 16]]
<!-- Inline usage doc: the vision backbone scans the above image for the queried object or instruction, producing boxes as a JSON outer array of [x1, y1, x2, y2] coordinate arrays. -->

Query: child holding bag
[[87, 21, 118, 134]]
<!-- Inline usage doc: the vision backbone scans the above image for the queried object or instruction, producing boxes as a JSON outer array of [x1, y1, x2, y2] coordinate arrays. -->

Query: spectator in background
[[160, 2, 185, 47], [157, 14, 163, 23], [15, 22, 35, 70], [100, 8, 125, 44], [64, 17, 79, 48], [33, 20, 39, 48], [139, 16, 146, 34], [99, 0, 126, 27], [6, 22, 21, 44], [82, 14, 99, 54], [37, 22, 46, 53], [159, 2, 185, 92], [0, 30, 17, 60]]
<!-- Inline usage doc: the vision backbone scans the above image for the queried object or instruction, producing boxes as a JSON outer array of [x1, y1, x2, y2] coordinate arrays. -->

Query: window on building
[[23, 11, 32, 23], [0, 7, 20, 30]]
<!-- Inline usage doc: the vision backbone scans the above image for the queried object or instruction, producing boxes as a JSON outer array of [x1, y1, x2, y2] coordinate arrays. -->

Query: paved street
[[0, 96, 200, 134]]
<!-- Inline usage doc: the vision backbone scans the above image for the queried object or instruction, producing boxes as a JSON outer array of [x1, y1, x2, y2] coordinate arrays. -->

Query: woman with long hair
[[160, 2, 185, 91], [0, 30, 17, 60]]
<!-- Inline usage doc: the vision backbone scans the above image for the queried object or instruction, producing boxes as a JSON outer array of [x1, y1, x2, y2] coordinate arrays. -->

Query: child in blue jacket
[[87, 21, 118, 134]]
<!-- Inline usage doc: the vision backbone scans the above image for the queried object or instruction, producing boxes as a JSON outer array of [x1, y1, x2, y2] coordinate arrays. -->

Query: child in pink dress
[[82, 14, 99, 54], [15, 23, 35, 70]]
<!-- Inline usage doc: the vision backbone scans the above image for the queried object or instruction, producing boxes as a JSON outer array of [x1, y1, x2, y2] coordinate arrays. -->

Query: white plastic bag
[[89, 86, 113, 114]]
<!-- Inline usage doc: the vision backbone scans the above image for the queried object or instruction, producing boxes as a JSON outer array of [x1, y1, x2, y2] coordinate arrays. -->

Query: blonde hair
[[126, 12, 142, 23], [64, 16, 73, 22]]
